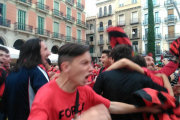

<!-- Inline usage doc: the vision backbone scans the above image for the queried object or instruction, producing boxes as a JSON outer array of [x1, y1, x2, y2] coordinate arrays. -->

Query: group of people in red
[[0, 26, 179, 120]]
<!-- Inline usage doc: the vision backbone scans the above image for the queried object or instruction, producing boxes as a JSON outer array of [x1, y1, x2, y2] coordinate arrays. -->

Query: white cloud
[[85, 0, 97, 17]]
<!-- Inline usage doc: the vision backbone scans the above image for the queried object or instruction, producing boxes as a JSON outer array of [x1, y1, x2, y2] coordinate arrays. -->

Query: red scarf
[[38, 64, 50, 79]]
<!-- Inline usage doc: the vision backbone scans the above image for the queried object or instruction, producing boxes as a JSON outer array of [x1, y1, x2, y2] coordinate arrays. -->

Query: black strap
[[74, 89, 79, 119]]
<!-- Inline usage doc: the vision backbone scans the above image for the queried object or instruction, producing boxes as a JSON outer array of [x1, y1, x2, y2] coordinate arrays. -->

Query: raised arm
[[106, 58, 144, 74]]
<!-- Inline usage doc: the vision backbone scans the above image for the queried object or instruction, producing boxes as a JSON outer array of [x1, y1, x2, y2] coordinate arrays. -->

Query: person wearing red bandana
[[1, 38, 50, 120]]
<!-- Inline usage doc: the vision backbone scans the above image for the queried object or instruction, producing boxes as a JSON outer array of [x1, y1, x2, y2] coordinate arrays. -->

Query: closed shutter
[[2, 4, 6, 19], [38, 0, 44, 9], [168, 25, 175, 38], [18, 10, 26, 30], [77, 13, 81, 24], [66, 26, 71, 41], [132, 12, 137, 23], [38, 16, 44, 34], [77, 30, 81, 43], [54, 22, 59, 38], [90, 47, 93, 53], [54, 2, 59, 15], [67, 8, 71, 20]]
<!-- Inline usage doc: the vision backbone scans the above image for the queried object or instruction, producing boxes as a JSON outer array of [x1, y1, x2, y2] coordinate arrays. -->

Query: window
[[153, 0, 157, 5], [38, 16, 44, 35], [132, 28, 138, 38], [132, 11, 138, 23], [77, 13, 81, 24], [100, 46, 103, 53], [90, 24, 93, 30], [156, 42, 160, 54], [18, 10, 26, 30], [100, 34, 103, 41], [54, 1, 59, 15], [144, 14, 148, 24], [90, 36, 93, 41], [132, 0, 137, 4], [108, 20, 112, 26], [133, 41, 138, 52], [155, 27, 160, 35], [145, 28, 148, 39], [90, 47, 94, 53], [67, 7, 71, 20], [54, 22, 59, 38], [155, 12, 159, 23], [0, 4, 6, 19], [109, 5, 112, 14], [104, 6, 107, 15], [77, 30, 81, 43], [99, 8, 102, 16], [119, 15, 124, 25], [38, 0, 44, 9], [119, 0, 124, 6], [100, 22, 103, 27], [145, 43, 147, 54], [66, 26, 71, 41]]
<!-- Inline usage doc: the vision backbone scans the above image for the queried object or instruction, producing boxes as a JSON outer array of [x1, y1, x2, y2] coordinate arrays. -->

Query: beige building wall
[[115, 0, 142, 54]]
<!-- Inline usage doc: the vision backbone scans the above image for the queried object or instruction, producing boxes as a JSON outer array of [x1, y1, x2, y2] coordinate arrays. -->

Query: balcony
[[52, 33, 65, 41], [98, 40, 104, 45], [103, 12, 108, 17], [98, 27, 104, 32], [155, 33, 161, 39], [14, 22, 33, 33], [108, 11, 113, 16], [97, 13, 103, 18], [76, 19, 86, 28], [144, 1, 160, 9], [154, 17, 161, 24], [107, 39, 110, 45], [35, 28, 50, 37], [0, 18, 11, 28], [97, 11, 114, 18], [130, 19, 139, 25], [117, 21, 126, 27], [129, 33, 141, 40], [86, 29, 94, 34], [164, 0, 176, 8], [16, 0, 32, 7], [52, 9, 64, 19], [143, 19, 148, 25], [66, 0, 74, 6], [66, 36, 77, 43], [76, 2, 84, 11], [36, 2, 49, 14], [66, 15, 75, 24], [143, 35, 148, 40], [89, 40, 95, 45], [77, 39, 86, 44], [164, 16, 177, 24], [165, 33, 180, 40]]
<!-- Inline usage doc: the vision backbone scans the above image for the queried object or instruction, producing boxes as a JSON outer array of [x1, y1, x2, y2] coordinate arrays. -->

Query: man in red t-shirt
[[28, 43, 160, 120]]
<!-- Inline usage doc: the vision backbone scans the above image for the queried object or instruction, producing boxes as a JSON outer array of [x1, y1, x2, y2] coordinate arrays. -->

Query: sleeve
[[151, 61, 179, 77], [86, 86, 110, 108], [28, 90, 49, 120], [30, 68, 48, 93], [93, 73, 104, 95], [140, 75, 168, 93]]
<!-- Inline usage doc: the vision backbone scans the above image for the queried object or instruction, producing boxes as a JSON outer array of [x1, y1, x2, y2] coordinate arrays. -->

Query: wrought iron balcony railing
[[76, 2, 84, 10], [0, 17, 11, 28], [14, 22, 33, 33], [52, 9, 64, 18], [35, 28, 50, 37], [36, 2, 49, 13]]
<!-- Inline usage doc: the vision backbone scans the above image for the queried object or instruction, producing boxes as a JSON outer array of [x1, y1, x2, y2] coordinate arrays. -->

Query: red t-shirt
[[142, 67, 164, 86], [28, 79, 110, 120]]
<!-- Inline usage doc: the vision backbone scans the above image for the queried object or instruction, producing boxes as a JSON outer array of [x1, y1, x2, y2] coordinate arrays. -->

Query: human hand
[[143, 105, 161, 114]]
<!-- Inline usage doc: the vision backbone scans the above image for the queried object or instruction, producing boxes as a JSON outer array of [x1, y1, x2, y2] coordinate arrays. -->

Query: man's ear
[[60, 61, 71, 73]]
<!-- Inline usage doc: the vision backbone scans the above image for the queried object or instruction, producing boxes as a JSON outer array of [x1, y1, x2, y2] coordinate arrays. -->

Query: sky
[[85, 0, 97, 17]]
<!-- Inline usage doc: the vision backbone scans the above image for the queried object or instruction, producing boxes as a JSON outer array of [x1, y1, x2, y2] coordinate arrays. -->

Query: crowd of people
[[0, 27, 180, 120]]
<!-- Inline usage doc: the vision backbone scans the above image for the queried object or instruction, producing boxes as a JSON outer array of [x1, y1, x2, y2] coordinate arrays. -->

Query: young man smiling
[[28, 43, 161, 120]]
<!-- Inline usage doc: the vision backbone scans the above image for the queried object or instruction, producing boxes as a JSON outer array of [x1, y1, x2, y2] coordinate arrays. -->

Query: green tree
[[147, 0, 156, 62]]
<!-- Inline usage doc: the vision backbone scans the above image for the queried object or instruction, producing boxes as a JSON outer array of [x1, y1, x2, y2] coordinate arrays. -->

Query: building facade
[[141, 0, 180, 61], [86, 16, 98, 63], [95, 0, 116, 56], [115, 0, 142, 54], [0, 0, 86, 53]]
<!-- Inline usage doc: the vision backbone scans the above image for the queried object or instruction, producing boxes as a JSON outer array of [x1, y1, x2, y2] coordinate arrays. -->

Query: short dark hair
[[102, 49, 111, 57], [46, 58, 51, 65], [12, 38, 42, 72], [0, 46, 9, 53], [58, 43, 89, 71], [133, 55, 147, 67], [110, 44, 132, 62]]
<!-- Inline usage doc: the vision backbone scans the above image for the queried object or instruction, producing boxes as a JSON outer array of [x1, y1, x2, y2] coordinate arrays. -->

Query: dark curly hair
[[110, 44, 133, 62], [133, 55, 147, 67]]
